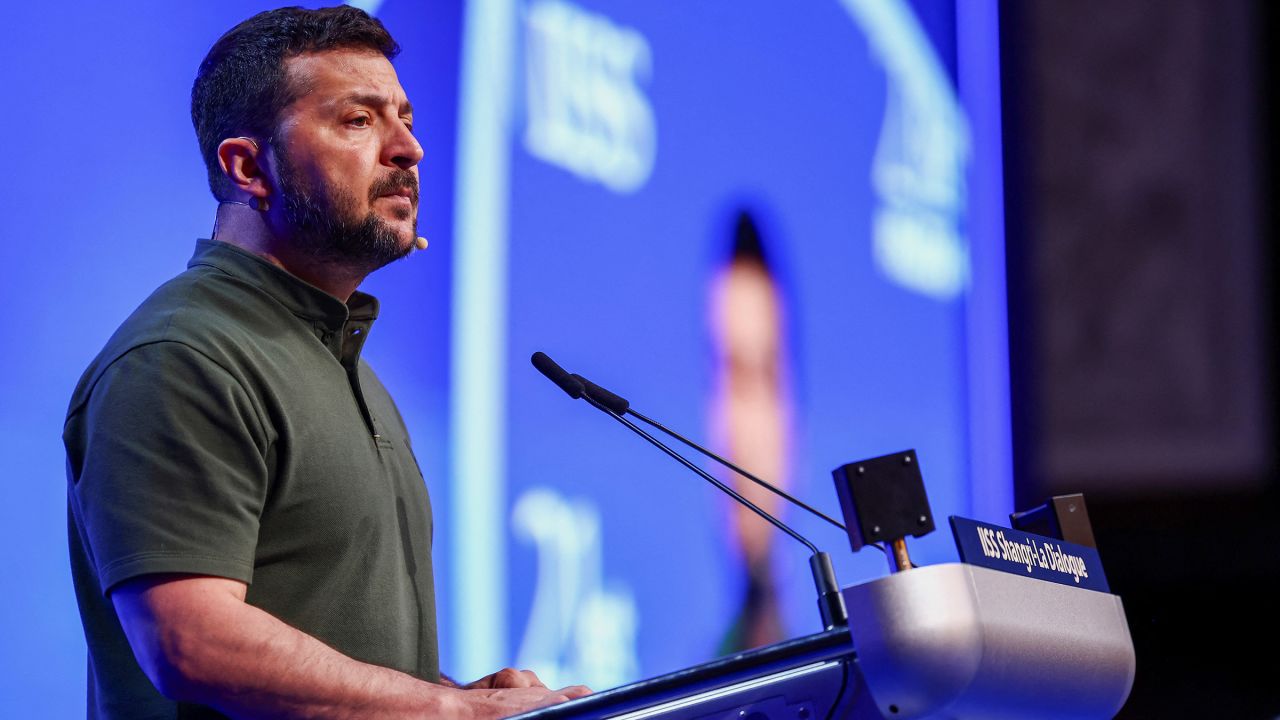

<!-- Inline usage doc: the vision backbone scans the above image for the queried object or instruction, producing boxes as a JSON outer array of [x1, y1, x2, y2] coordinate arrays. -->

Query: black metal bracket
[[831, 449, 935, 553]]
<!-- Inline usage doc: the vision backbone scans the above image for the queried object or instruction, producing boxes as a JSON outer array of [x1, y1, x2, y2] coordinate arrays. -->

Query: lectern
[[508, 452, 1135, 720], [510, 560, 1133, 720]]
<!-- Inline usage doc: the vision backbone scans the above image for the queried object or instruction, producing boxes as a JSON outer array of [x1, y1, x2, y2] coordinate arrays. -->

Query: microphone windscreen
[[574, 374, 630, 414], [531, 352, 584, 399]]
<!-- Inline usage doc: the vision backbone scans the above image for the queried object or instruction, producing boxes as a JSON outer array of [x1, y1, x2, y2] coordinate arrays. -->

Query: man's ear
[[216, 137, 272, 203]]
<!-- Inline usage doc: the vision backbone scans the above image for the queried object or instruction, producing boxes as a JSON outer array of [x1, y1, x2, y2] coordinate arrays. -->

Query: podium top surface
[[507, 628, 854, 720]]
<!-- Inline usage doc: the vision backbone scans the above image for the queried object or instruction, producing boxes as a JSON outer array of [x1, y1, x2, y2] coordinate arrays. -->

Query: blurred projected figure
[[708, 210, 794, 652]]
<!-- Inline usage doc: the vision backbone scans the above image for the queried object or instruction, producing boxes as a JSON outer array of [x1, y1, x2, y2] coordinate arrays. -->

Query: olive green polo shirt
[[64, 239, 440, 719]]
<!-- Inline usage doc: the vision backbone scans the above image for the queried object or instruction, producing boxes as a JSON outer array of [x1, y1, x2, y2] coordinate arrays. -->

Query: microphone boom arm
[[625, 407, 848, 534], [583, 395, 819, 555], [580, 395, 848, 630]]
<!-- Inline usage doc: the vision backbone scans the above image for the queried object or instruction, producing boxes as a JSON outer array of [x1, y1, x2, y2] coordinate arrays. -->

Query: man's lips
[[379, 188, 416, 203], [375, 190, 417, 217]]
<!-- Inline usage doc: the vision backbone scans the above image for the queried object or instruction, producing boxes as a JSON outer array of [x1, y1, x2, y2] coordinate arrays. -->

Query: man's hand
[[462, 684, 593, 718], [463, 667, 548, 691], [460, 668, 591, 717]]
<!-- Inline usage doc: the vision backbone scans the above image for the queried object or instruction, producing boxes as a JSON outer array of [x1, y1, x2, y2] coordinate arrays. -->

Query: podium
[[499, 428, 1135, 718], [510, 563, 1135, 720]]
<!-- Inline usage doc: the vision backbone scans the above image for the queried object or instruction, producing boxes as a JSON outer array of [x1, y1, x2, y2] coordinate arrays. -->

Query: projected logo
[[511, 488, 639, 689], [842, 0, 971, 301], [523, 0, 656, 193]]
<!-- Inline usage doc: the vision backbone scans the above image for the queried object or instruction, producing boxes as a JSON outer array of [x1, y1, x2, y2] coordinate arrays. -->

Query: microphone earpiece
[[415, 236, 429, 250]]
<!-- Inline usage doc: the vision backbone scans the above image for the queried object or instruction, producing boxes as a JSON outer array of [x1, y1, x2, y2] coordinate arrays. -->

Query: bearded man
[[63, 7, 587, 718]]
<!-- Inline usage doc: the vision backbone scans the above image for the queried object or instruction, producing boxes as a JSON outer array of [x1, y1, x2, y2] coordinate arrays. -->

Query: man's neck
[[211, 202, 365, 302]]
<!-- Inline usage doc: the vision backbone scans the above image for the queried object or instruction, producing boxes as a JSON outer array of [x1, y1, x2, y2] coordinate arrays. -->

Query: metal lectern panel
[[844, 563, 1135, 720]]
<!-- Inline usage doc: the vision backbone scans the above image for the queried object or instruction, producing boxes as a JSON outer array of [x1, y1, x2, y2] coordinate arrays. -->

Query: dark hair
[[191, 5, 400, 199], [730, 210, 771, 272]]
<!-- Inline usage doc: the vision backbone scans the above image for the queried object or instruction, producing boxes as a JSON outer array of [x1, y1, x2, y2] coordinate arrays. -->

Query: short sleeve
[[68, 341, 270, 594]]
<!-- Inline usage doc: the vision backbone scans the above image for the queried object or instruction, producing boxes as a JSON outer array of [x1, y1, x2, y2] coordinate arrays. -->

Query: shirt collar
[[187, 239, 380, 365]]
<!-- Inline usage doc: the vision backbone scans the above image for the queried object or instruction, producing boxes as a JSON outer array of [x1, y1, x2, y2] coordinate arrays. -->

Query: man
[[64, 7, 587, 718]]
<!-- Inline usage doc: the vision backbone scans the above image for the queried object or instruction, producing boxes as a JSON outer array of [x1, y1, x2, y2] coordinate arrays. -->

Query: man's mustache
[[370, 171, 419, 205]]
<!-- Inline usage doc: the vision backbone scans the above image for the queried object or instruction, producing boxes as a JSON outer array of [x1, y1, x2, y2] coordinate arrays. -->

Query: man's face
[[268, 48, 422, 270]]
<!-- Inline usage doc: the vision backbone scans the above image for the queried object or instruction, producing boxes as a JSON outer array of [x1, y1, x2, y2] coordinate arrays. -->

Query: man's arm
[[112, 575, 589, 719]]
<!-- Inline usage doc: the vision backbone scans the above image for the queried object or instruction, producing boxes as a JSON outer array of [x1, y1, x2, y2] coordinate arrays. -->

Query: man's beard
[[274, 148, 419, 272]]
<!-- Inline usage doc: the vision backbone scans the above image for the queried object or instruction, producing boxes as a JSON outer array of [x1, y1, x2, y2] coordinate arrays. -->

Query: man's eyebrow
[[337, 93, 413, 116]]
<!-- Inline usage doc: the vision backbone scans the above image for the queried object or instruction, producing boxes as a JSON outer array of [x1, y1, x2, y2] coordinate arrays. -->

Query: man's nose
[[386, 121, 423, 170]]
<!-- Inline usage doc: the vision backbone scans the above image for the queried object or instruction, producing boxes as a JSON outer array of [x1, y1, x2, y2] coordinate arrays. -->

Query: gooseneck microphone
[[531, 351, 585, 399], [535, 353, 846, 533], [530, 351, 848, 631]]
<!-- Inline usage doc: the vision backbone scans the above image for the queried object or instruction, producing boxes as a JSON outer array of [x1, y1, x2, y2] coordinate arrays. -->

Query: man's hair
[[191, 6, 400, 199]]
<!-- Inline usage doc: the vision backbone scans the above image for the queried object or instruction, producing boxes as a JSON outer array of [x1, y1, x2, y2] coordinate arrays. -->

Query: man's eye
[[348, 116, 371, 127], [402, 119, 415, 133]]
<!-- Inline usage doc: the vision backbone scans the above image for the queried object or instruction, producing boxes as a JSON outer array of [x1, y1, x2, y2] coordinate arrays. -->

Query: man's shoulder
[[109, 263, 289, 357], [67, 265, 293, 416]]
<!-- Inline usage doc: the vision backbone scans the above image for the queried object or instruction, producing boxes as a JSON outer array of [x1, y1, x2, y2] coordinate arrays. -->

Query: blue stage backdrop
[[0, 0, 1006, 715]]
